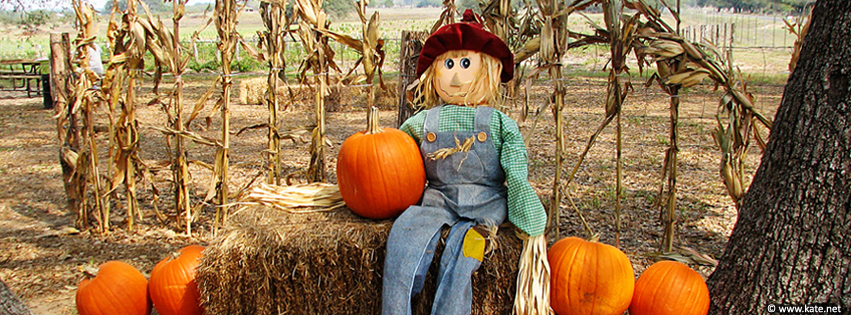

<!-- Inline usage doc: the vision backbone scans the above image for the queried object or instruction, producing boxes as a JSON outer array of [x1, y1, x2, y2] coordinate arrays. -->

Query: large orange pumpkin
[[337, 106, 426, 219], [548, 236, 635, 315], [149, 245, 205, 315], [629, 260, 710, 315], [75, 261, 151, 315]]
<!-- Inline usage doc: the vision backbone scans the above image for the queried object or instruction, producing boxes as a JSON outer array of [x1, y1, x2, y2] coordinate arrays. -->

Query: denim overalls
[[382, 105, 508, 315]]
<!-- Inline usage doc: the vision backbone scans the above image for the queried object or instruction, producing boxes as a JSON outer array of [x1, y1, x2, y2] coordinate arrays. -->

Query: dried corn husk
[[644, 39, 684, 60], [232, 183, 345, 213], [514, 37, 541, 64], [426, 135, 475, 161], [664, 68, 710, 87]]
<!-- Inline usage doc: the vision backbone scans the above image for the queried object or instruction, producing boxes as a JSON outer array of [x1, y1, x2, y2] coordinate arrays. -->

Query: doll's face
[[433, 50, 485, 105]]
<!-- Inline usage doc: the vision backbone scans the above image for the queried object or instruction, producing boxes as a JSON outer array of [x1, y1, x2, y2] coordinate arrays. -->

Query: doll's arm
[[498, 114, 547, 237], [398, 111, 428, 144]]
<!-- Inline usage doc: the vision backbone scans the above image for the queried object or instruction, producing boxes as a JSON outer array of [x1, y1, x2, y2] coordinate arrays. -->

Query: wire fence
[[681, 9, 800, 49]]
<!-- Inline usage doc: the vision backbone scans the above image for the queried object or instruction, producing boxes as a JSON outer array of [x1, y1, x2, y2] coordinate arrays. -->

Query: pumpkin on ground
[[548, 236, 635, 315], [629, 260, 710, 315], [149, 245, 205, 315], [75, 261, 151, 315], [336, 106, 426, 219]]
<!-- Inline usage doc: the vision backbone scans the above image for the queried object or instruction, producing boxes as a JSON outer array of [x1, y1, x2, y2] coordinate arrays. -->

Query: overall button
[[426, 132, 436, 142], [477, 132, 487, 142]]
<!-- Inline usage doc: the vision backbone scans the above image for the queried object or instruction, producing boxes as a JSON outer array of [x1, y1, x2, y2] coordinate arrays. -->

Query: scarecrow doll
[[382, 10, 549, 315]]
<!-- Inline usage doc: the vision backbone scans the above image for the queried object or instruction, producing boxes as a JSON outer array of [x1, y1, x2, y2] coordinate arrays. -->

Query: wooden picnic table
[[0, 59, 48, 97]]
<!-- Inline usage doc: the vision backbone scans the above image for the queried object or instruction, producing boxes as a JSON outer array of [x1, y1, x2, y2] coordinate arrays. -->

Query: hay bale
[[238, 77, 268, 105], [196, 206, 522, 314]]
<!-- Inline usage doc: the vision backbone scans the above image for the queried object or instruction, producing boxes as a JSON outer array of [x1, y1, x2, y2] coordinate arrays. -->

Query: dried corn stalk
[[258, 0, 291, 185], [71, 0, 109, 232], [169, 0, 192, 235], [110, 0, 196, 233], [513, 2, 602, 243], [293, 0, 332, 183], [784, 8, 812, 73], [431, 0, 457, 34], [211, 0, 247, 233], [627, 0, 772, 251], [103, 0, 142, 231], [356, 0, 383, 109], [558, 0, 638, 246], [479, 0, 535, 108], [316, 0, 386, 109], [478, 0, 512, 42], [530, 0, 570, 241]]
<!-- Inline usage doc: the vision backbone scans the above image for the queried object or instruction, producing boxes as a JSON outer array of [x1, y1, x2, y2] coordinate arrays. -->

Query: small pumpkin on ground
[[149, 245, 205, 315], [337, 106, 426, 219], [629, 260, 710, 315], [548, 236, 635, 315], [75, 261, 152, 315]]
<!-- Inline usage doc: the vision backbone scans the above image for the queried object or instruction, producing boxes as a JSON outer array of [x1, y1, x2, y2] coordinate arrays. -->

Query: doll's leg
[[430, 220, 484, 315], [382, 206, 455, 315]]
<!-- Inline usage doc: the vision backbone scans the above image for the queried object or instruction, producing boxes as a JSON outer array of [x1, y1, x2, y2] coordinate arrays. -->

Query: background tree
[[322, 0, 353, 19], [706, 0, 850, 312], [17, 9, 51, 32], [102, 0, 171, 13], [695, 0, 814, 13]]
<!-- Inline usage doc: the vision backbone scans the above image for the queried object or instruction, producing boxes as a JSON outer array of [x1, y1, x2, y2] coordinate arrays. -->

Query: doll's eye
[[444, 59, 455, 69], [460, 58, 471, 69]]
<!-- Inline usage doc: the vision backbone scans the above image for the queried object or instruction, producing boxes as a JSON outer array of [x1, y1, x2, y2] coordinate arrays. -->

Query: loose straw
[[513, 232, 553, 315]]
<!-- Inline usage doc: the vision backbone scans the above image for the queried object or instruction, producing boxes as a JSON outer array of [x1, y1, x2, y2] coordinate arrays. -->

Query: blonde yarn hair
[[416, 50, 504, 108]]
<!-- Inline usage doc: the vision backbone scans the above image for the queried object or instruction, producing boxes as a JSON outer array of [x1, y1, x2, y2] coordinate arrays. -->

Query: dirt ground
[[0, 73, 783, 314]]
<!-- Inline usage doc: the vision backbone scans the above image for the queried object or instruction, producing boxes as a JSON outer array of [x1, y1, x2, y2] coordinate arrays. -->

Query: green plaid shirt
[[399, 105, 547, 236]]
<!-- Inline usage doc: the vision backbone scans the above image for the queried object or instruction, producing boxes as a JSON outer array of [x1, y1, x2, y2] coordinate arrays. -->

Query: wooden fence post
[[50, 32, 82, 223], [396, 30, 427, 127]]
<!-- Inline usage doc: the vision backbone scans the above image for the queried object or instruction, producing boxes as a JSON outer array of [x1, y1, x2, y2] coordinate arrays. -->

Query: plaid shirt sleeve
[[495, 111, 548, 237], [398, 110, 427, 143]]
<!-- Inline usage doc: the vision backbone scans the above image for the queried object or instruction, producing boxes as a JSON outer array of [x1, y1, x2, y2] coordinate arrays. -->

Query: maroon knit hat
[[416, 9, 514, 83]]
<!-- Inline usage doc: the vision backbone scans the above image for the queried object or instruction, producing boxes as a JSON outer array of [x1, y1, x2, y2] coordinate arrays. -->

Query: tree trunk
[[0, 280, 32, 315], [706, 0, 851, 313]]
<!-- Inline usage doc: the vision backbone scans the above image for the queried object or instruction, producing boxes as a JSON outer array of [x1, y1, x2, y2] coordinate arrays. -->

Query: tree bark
[[706, 0, 851, 313], [0, 279, 32, 315]]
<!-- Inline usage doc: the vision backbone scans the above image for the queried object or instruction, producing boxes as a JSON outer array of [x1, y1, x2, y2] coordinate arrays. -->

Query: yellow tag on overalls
[[462, 228, 486, 262]]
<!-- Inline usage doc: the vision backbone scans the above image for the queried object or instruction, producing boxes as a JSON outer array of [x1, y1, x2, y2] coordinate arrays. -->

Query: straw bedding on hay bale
[[197, 205, 522, 314]]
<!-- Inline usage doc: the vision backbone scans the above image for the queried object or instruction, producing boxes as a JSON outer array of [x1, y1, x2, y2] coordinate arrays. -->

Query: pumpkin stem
[[365, 106, 383, 135], [589, 233, 601, 243], [79, 264, 99, 278]]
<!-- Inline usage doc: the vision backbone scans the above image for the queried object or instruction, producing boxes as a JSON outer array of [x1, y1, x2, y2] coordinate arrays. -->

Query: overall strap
[[474, 106, 494, 133], [424, 105, 444, 133]]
